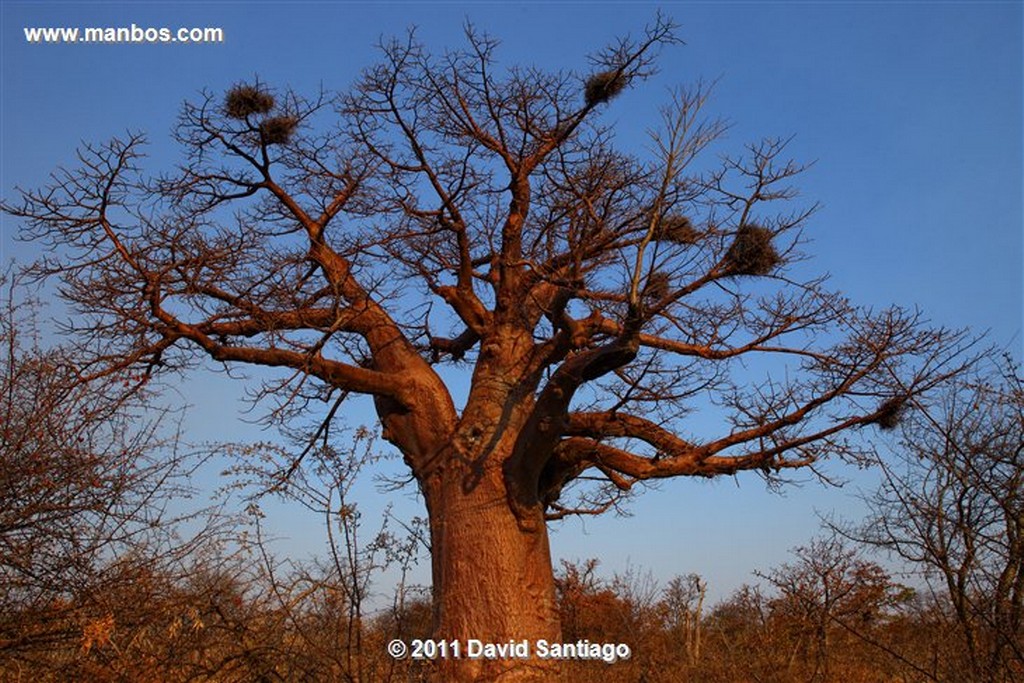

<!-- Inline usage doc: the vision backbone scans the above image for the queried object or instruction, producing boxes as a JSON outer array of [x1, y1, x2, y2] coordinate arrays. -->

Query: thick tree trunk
[[420, 453, 562, 682]]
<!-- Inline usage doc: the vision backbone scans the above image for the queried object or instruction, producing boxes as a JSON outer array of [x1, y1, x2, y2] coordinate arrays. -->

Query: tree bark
[[420, 448, 563, 682]]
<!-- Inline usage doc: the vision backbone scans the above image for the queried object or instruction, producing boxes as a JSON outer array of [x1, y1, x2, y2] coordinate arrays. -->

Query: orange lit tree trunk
[[383, 329, 575, 682], [420, 453, 562, 682]]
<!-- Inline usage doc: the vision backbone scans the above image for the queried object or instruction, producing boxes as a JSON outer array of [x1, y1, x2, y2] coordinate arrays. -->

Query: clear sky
[[2, 2, 1021, 602]]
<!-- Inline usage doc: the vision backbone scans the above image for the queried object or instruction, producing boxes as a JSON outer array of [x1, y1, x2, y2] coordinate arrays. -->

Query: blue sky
[[2, 2, 1021, 601]]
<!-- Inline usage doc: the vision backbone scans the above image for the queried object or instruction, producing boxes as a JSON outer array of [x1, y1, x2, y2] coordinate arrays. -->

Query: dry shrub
[[259, 116, 298, 145], [585, 70, 628, 106], [724, 224, 779, 276], [224, 84, 275, 119], [80, 613, 116, 654], [654, 214, 699, 245]]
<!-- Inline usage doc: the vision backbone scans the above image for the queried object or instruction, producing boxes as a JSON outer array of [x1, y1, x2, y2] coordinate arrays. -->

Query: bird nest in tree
[[874, 397, 906, 431], [644, 271, 671, 302], [654, 214, 699, 245], [260, 116, 298, 145], [724, 224, 780, 276], [585, 70, 628, 106], [224, 84, 275, 119]]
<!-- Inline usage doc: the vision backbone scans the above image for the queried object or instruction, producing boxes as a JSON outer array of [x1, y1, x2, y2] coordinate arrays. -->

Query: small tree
[[704, 584, 786, 682], [224, 430, 428, 683], [3, 15, 970, 681], [757, 535, 913, 682], [852, 357, 1023, 682], [662, 573, 706, 665], [0, 275, 218, 677]]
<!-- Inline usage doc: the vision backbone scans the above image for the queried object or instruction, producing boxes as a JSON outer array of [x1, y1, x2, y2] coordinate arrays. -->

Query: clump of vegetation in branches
[[260, 116, 298, 145], [873, 396, 907, 430], [224, 84, 297, 145], [654, 214, 700, 245], [224, 84, 275, 119], [585, 70, 629, 106], [644, 271, 672, 302], [724, 223, 780, 276]]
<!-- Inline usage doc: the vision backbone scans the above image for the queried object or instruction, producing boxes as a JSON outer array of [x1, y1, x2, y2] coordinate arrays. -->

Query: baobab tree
[[4, 16, 969, 681]]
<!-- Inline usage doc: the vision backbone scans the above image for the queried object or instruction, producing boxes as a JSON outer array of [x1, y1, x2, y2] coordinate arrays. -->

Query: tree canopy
[[3, 18, 969, 523]]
